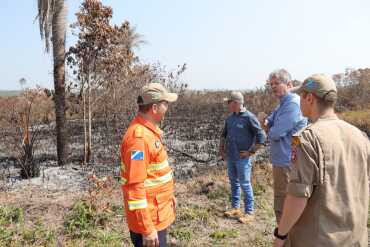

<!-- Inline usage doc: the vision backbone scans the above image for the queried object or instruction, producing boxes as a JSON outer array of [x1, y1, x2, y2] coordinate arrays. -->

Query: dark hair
[[138, 103, 153, 113], [136, 96, 151, 113], [137, 98, 168, 113]]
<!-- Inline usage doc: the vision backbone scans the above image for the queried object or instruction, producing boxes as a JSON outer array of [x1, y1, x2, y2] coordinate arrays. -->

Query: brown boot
[[224, 208, 242, 218], [238, 212, 255, 224]]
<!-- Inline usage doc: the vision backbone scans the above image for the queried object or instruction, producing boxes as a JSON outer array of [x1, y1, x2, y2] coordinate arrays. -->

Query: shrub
[[64, 201, 94, 238]]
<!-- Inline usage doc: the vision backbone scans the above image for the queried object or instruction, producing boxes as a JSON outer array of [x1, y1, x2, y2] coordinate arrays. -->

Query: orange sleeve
[[121, 136, 155, 235]]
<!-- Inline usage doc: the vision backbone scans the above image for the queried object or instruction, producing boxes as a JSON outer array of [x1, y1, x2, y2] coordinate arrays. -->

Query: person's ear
[[152, 103, 159, 114], [308, 93, 315, 105]]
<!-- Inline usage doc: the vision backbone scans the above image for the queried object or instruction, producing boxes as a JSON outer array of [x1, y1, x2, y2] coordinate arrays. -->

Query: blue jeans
[[227, 157, 254, 213]]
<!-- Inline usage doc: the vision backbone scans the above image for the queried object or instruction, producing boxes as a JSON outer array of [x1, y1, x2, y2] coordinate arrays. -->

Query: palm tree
[[36, 0, 68, 166]]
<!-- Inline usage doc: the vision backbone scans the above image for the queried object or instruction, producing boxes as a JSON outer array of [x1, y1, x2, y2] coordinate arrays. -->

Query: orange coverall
[[120, 115, 175, 235]]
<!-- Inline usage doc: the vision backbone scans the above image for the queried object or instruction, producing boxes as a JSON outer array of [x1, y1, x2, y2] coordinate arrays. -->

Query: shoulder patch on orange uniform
[[134, 126, 144, 138]]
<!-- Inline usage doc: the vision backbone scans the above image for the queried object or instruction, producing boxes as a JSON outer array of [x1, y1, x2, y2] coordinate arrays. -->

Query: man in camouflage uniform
[[273, 74, 370, 247]]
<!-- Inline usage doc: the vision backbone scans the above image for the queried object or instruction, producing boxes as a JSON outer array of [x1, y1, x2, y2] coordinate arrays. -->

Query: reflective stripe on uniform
[[128, 199, 148, 210], [147, 160, 169, 172], [119, 177, 127, 185], [144, 171, 173, 187], [121, 161, 126, 172]]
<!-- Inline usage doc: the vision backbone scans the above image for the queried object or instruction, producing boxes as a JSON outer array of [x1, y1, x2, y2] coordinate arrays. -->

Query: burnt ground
[[0, 116, 368, 246]]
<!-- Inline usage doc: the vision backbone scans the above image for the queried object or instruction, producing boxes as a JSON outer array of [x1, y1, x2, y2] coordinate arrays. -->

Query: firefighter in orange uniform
[[120, 83, 178, 247]]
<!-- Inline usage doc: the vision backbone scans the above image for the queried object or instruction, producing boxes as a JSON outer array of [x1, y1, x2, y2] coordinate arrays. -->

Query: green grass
[[0, 202, 128, 247], [92, 229, 125, 247], [64, 201, 95, 238], [0, 206, 23, 226], [176, 204, 212, 225], [64, 200, 116, 239], [62, 200, 129, 246], [206, 184, 230, 201], [253, 183, 266, 197], [21, 221, 56, 246], [0, 206, 56, 246], [209, 228, 239, 240], [170, 227, 194, 242], [251, 232, 271, 247], [0, 166, 284, 246]]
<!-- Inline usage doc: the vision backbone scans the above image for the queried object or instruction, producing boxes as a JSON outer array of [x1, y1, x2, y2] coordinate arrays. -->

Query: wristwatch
[[274, 227, 288, 240]]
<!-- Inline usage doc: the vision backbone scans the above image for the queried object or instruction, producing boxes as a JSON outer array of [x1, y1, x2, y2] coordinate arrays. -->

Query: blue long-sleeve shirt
[[222, 107, 266, 161], [267, 93, 307, 166]]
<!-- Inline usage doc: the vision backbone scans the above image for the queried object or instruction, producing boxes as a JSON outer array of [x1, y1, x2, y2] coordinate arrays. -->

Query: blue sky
[[1, 0, 370, 90]]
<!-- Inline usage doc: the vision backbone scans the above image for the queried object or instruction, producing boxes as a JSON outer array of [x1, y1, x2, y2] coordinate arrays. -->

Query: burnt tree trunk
[[52, 0, 68, 166]]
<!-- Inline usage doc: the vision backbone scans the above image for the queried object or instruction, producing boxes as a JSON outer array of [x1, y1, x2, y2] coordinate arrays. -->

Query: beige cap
[[138, 83, 178, 105], [224, 91, 244, 103], [293, 74, 337, 98]]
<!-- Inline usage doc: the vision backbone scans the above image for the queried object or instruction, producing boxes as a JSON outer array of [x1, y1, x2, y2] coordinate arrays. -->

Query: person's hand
[[143, 230, 159, 247], [257, 112, 267, 125], [239, 151, 250, 158], [273, 238, 286, 247]]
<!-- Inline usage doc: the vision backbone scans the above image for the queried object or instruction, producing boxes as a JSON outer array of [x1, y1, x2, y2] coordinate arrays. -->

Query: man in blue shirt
[[219, 91, 266, 223], [264, 69, 307, 225]]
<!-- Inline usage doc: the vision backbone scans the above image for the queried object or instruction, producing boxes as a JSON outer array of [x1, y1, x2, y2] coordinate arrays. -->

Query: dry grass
[[169, 163, 274, 247], [0, 163, 275, 247], [340, 109, 370, 124], [338, 109, 370, 136]]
